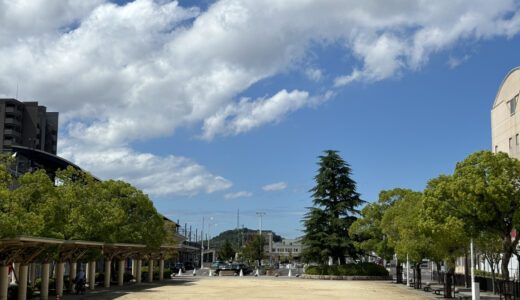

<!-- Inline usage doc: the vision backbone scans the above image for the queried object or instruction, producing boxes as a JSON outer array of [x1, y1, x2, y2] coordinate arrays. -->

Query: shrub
[[34, 277, 56, 291], [305, 262, 389, 276], [475, 269, 503, 279]]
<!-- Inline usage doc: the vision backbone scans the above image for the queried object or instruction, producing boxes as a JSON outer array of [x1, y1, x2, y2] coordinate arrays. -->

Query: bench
[[432, 288, 443, 295], [422, 282, 431, 292]]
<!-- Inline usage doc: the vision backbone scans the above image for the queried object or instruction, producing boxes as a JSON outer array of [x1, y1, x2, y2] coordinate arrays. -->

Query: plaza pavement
[[61, 277, 430, 300]]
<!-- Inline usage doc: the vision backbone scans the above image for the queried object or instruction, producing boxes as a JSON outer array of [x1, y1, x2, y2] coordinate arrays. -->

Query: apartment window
[[511, 97, 517, 115], [517, 134, 519, 146], [510, 137, 513, 149]]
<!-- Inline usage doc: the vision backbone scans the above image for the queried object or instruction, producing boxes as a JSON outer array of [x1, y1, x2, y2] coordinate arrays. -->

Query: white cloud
[[224, 191, 253, 199], [305, 68, 322, 82], [262, 182, 288, 192], [1, 0, 520, 195], [201, 89, 329, 140], [448, 54, 471, 69], [1, 0, 518, 144], [59, 138, 232, 197]]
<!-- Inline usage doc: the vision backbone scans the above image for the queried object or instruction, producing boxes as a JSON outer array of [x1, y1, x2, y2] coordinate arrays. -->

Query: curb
[[301, 275, 392, 280]]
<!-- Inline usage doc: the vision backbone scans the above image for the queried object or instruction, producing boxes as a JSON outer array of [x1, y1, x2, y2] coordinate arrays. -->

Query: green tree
[[349, 190, 402, 282], [301, 150, 365, 264], [242, 235, 265, 265], [449, 150, 520, 282], [475, 232, 502, 293], [13, 169, 62, 238], [218, 240, 235, 261], [381, 188, 435, 289], [422, 175, 469, 297]]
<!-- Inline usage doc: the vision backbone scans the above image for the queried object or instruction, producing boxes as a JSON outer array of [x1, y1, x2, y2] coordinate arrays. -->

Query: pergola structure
[[0, 236, 183, 300]]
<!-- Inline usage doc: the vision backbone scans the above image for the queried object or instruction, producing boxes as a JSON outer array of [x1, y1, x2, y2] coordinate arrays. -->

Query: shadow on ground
[[61, 278, 197, 300]]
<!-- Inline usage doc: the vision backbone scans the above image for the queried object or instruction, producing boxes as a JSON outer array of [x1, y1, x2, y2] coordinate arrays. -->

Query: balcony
[[5, 106, 20, 115], [4, 118, 20, 126], [4, 129, 20, 137], [3, 139, 12, 146]]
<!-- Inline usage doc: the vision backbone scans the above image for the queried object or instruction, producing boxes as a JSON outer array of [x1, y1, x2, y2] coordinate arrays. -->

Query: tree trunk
[[436, 262, 441, 284], [501, 236, 513, 281], [444, 267, 454, 298], [414, 264, 422, 289], [464, 251, 470, 288], [396, 259, 403, 284]]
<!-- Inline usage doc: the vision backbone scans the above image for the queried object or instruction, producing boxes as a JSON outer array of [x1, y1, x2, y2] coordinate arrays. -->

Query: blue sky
[[1, 0, 520, 239]]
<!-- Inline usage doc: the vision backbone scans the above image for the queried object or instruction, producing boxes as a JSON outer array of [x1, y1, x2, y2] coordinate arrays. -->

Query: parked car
[[224, 263, 252, 275], [210, 261, 230, 274]]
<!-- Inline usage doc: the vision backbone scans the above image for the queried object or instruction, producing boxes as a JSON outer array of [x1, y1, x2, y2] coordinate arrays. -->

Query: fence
[[432, 271, 520, 299]]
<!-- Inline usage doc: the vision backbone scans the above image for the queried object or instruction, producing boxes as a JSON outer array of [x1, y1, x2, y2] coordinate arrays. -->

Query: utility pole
[[237, 209, 240, 249], [200, 217, 204, 269], [256, 212, 265, 235]]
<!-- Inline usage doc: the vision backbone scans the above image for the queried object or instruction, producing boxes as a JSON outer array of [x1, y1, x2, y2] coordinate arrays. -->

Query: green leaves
[[218, 240, 236, 261], [302, 150, 364, 264], [241, 235, 265, 263], [0, 165, 166, 248]]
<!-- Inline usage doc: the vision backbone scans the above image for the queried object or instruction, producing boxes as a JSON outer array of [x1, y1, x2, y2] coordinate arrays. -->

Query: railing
[[433, 271, 520, 299]]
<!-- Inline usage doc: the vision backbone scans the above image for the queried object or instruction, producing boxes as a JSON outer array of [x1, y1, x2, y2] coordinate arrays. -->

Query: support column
[[136, 260, 142, 284], [40, 263, 50, 300], [17, 265, 28, 300], [118, 259, 125, 286], [159, 259, 164, 281], [0, 265, 8, 300], [88, 261, 96, 290], [55, 262, 64, 297], [104, 259, 111, 288], [29, 263, 36, 288], [131, 259, 136, 277], [147, 260, 153, 283], [69, 262, 77, 293]]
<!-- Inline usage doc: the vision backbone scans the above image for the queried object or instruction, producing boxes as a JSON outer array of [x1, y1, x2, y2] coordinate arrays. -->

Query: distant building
[[491, 67, 520, 158], [0, 98, 58, 155], [271, 238, 303, 262]]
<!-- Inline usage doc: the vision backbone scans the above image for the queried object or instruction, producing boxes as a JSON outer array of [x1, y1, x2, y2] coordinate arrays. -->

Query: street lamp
[[256, 212, 265, 235]]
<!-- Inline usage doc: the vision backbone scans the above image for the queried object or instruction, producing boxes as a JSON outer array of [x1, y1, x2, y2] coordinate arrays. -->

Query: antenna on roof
[[16, 82, 19, 99]]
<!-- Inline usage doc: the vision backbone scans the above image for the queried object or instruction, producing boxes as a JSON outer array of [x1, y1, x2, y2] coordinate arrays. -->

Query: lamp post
[[256, 212, 265, 235], [200, 217, 204, 269]]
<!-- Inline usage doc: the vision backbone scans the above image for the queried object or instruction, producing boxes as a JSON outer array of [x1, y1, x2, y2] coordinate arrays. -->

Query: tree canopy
[[301, 150, 365, 264], [0, 161, 167, 248]]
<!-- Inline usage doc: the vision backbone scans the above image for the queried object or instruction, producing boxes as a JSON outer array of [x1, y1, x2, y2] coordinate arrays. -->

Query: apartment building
[[0, 98, 58, 155]]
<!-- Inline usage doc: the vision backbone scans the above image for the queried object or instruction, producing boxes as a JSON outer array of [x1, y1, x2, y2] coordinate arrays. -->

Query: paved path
[[63, 277, 429, 300]]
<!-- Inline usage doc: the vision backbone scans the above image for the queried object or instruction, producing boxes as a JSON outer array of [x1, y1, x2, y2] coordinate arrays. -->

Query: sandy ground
[[112, 277, 429, 300]]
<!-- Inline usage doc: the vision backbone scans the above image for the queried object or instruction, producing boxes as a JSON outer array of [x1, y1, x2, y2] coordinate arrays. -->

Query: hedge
[[305, 262, 389, 276]]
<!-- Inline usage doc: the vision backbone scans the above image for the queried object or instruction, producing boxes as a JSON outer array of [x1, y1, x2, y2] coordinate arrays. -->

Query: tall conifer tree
[[301, 150, 365, 264]]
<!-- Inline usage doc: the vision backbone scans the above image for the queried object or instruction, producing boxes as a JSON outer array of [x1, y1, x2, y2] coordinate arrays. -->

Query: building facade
[[491, 67, 520, 158], [0, 98, 58, 155], [271, 239, 303, 262]]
